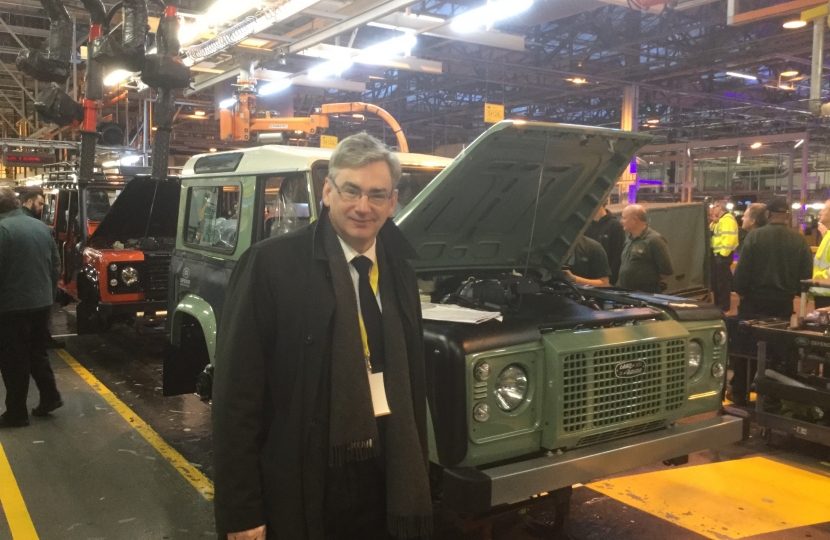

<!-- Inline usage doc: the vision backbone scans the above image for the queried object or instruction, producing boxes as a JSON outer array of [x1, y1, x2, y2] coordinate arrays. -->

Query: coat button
[[304, 334, 314, 345]]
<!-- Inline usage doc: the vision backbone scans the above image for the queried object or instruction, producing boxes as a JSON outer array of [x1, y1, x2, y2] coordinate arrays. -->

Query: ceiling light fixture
[[209, 148, 217, 152], [750, 142, 762, 149], [725, 71, 758, 81], [795, 139, 804, 148], [783, 19, 807, 29], [780, 69, 800, 77], [567, 77, 587, 84], [308, 34, 417, 80], [450, 0, 534, 34], [104, 69, 133, 86], [194, 110, 206, 116], [258, 78, 292, 96], [646, 117, 660, 124], [219, 97, 237, 109]]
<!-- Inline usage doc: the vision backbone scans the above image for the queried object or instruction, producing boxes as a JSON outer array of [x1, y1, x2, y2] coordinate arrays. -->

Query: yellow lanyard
[[358, 260, 380, 360]]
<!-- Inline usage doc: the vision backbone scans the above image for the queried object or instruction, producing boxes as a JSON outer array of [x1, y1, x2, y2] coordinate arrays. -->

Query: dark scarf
[[321, 217, 433, 538]]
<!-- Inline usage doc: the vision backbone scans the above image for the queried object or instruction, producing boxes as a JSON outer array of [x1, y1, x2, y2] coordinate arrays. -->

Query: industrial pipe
[[809, 18, 825, 116], [321, 102, 409, 152]]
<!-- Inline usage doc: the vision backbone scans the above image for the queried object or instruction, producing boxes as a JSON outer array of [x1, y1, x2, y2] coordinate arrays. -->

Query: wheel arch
[[170, 294, 217, 364]]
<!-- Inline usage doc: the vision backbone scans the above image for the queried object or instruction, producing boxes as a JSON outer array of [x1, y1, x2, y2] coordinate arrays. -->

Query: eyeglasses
[[328, 177, 394, 205]]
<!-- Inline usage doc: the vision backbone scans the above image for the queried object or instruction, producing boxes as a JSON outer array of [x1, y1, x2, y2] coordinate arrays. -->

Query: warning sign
[[320, 135, 338, 149], [484, 103, 504, 124]]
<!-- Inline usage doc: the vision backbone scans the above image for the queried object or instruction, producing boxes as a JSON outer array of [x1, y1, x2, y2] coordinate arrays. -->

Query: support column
[[619, 83, 639, 199], [801, 133, 810, 226]]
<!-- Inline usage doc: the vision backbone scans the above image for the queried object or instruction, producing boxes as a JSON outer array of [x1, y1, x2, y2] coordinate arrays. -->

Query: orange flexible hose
[[321, 102, 409, 153]]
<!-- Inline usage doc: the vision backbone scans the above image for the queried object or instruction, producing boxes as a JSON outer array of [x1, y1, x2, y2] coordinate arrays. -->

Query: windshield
[[311, 164, 445, 216], [85, 188, 120, 222]]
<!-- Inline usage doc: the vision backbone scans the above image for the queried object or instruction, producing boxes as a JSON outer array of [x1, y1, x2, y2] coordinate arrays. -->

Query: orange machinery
[[219, 79, 409, 152]]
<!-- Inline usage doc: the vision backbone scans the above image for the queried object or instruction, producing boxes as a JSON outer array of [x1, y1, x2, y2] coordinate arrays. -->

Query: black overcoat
[[212, 213, 428, 539]]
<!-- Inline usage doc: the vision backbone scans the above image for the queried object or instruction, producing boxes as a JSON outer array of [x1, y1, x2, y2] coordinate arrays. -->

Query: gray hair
[[745, 202, 767, 227], [0, 186, 18, 214], [328, 132, 402, 188]]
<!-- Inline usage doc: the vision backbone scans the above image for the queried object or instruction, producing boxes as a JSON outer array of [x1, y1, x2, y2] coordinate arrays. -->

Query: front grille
[[141, 253, 172, 301], [561, 339, 686, 440], [576, 419, 667, 447]]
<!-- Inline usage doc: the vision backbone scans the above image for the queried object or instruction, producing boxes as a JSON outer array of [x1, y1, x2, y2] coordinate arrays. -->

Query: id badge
[[369, 372, 391, 417]]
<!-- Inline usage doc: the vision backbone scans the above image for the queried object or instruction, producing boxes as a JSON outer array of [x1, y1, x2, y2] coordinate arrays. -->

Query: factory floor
[[0, 305, 829, 540]]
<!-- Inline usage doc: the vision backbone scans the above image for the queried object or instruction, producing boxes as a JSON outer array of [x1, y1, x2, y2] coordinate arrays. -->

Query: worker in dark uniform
[[710, 201, 739, 312], [0, 187, 63, 427], [730, 198, 812, 405], [564, 236, 611, 287], [585, 202, 625, 285], [618, 204, 674, 294]]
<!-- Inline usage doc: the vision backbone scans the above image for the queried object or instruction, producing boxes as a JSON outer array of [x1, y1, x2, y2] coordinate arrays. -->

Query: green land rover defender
[[165, 120, 743, 515]]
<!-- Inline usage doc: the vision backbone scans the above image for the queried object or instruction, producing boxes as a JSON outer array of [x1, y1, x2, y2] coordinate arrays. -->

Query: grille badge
[[614, 360, 646, 378]]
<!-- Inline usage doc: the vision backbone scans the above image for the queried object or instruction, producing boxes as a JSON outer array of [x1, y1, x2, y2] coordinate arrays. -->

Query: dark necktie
[[351, 255, 384, 373]]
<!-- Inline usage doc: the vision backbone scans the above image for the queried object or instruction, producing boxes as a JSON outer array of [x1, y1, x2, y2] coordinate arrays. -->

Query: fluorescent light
[[258, 78, 292, 96], [750, 142, 762, 149], [566, 77, 587, 84], [119, 155, 141, 166], [646, 117, 660, 124], [178, 22, 203, 46], [781, 70, 799, 77], [795, 139, 804, 148], [725, 71, 757, 81], [209, 148, 217, 152], [726, 202, 734, 210], [792, 203, 801, 210], [194, 110, 206, 116], [219, 97, 237, 109], [783, 20, 807, 29], [104, 69, 133, 86], [737, 149, 741, 164], [450, 0, 534, 33], [811, 202, 824, 210], [308, 59, 353, 80], [101, 160, 118, 168]]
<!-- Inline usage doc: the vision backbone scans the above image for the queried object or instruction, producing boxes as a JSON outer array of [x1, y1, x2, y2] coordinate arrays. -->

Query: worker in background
[[0, 187, 62, 428], [731, 198, 812, 405], [618, 204, 674, 294], [20, 187, 45, 220], [585, 201, 625, 285], [711, 200, 740, 312], [738, 202, 768, 254], [810, 199, 830, 308], [564, 236, 612, 287]]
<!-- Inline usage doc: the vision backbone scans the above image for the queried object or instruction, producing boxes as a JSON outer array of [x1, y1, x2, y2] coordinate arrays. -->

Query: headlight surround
[[494, 364, 528, 412], [713, 329, 727, 346], [687, 340, 704, 379], [121, 266, 139, 286]]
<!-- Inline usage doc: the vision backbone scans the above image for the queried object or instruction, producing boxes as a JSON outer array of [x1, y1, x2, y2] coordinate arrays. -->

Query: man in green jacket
[[0, 187, 62, 428]]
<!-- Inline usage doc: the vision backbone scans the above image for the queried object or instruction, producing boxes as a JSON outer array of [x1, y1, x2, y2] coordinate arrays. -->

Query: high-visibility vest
[[811, 233, 830, 297], [712, 213, 739, 257]]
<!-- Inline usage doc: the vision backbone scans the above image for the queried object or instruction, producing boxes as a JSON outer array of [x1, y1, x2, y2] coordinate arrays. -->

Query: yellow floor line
[[0, 442, 39, 539], [55, 349, 214, 500]]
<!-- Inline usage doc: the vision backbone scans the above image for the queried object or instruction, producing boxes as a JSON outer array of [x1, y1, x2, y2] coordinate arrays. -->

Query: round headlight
[[473, 403, 490, 422], [121, 266, 139, 286], [494, 365, 528, 412], [474, 362, 490, 381], [711, 362, 725, 379], [713, 329, 727, 346], [687, 340, 704, 379]]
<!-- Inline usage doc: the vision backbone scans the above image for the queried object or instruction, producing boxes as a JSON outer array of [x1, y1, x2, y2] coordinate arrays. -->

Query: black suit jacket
[[212, 212, 428, 538]]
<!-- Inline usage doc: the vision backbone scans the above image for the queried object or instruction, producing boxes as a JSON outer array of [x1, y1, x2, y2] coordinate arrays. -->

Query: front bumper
[[442, 414, 744, 513], [97, 300, 167, 317]]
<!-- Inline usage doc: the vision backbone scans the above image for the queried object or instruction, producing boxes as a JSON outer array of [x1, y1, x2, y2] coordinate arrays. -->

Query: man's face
[[322, 160, 398, 252], [713, 205, 725, 220], [620, 209, 638, 234], [25, 195, 44, 217], [819, 200, 830, 227], [742, 216, 754, 231]]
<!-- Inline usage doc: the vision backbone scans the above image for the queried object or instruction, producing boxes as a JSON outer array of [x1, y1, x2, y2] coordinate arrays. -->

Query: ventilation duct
[[15, 0, 73, 83], [89, 0, 149, 72]]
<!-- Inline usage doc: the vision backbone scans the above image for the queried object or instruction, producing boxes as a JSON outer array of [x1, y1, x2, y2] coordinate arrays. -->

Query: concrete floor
[[1, 305, 829, 540]]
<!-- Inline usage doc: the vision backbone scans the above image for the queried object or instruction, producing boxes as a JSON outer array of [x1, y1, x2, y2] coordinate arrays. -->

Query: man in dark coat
[[0, 187, 62, 428], [212, 133, 432, 540], [585, 202, 625, 285]]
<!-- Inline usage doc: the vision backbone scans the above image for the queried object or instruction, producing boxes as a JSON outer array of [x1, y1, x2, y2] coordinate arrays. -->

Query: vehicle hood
[[88, 177, 180, 242], [395, 121, 651, 273]]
